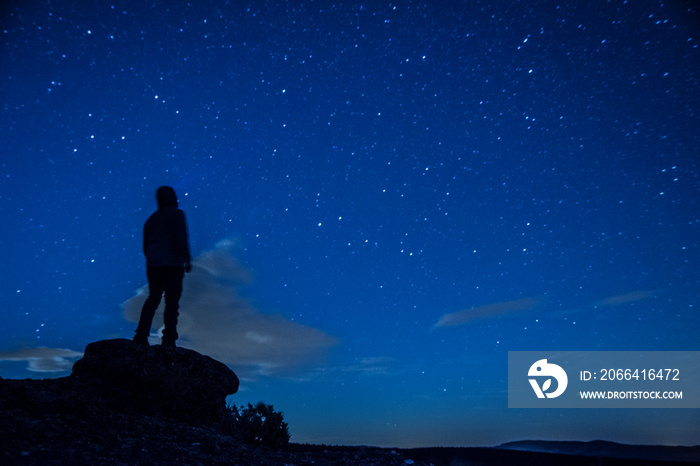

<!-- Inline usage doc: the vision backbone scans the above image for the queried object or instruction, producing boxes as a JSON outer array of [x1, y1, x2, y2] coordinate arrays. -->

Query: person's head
[[155, 186, 178, 208]]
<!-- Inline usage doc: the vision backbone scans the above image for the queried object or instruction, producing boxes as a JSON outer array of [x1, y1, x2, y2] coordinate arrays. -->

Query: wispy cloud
[[594, 290, 658, 307], [433, 297, 542, 329], [122, 239, 338, 377], [0, 347, 83, 373], [294, 356, 403, 383], [433, 289, 659, 330], [339, 356, 397, 375]]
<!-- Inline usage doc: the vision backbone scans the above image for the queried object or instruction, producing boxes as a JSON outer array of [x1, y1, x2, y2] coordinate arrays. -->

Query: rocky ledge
[[71, 339, 240, 422]]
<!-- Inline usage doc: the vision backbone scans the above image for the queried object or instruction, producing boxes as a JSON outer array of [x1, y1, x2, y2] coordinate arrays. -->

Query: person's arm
[[142, 219, 150, 257], [177, 211, 192, 272]]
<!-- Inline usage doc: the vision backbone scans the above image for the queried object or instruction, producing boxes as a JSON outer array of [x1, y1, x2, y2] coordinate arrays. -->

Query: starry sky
[[1, 0, 699, 448]]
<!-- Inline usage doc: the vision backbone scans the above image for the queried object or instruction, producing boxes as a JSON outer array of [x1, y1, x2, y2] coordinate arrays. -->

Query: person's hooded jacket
[[143, 186, 192, 269]]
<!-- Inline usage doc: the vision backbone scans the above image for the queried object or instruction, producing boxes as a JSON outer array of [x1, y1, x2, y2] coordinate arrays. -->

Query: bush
[[227, 402, 290, 448]]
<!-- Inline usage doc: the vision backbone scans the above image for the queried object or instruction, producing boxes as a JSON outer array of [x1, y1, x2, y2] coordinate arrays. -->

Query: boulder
[[70, 339, 239, 422]]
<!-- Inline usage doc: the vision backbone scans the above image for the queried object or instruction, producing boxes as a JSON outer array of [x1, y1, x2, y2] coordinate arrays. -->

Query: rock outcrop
[[70, 339, 239, 422]]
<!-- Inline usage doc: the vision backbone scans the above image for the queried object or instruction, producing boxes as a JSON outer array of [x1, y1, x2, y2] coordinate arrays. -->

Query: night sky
[[2, 0, 699, 448]]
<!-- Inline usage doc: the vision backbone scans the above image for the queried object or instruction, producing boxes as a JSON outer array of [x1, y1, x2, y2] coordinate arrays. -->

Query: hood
[[156, 186, 178, 208]]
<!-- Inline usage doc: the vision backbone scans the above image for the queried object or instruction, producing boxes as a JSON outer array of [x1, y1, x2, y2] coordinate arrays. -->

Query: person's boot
[[133, 333, 149, 346], [162, 328, 178, 348]]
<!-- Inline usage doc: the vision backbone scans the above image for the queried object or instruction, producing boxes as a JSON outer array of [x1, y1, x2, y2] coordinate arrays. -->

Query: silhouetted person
[[134, 186, 192, 347]]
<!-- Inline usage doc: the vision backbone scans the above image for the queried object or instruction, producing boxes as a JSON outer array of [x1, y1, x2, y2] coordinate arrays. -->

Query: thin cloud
[[122, 239, 338, 377], [433, 297, 542, 329], [595, 290, 658, 307], [339, 356, 397, 375], [296, 356, 404, 383], [0, 347, 83, 373]]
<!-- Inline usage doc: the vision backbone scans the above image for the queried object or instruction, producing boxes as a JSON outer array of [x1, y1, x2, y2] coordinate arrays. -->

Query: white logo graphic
[[528, 359, 568, 398]]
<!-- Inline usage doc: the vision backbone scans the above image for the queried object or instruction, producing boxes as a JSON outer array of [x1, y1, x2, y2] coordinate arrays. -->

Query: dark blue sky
[[2, 0, 699, 447]]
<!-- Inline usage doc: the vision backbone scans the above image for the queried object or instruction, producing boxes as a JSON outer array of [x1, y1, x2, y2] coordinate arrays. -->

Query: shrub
[[228, 402, 290, 448]]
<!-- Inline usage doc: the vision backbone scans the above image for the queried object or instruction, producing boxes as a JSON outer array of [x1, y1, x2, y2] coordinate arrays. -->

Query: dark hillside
[[1, 339, 695, 465]]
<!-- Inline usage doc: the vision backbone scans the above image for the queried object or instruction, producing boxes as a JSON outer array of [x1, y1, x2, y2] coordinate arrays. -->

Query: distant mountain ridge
[[498, 439, 700, 463]]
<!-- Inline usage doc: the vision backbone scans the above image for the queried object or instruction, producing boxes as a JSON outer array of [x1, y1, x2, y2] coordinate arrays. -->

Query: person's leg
[[134, 267, 166, 344], [161, 267, 184, 346]]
